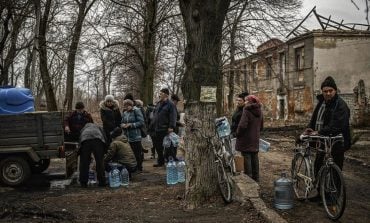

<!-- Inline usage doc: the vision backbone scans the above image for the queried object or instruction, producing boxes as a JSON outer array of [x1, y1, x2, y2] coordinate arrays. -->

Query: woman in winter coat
[[121, 99, 145, 171], [235, 95, 264, 182], [100, 95, 122, 145]]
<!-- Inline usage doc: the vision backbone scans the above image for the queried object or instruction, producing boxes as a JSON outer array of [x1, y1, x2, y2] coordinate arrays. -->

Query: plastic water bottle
[[166, 157, 178, 185], [177, 158, 186, 183], [120, 167, 129, 186], [222, 120, 231, 137], [274, 172, 294, 209], [109, 164, 121, 188], [88, 170, 97, 186]]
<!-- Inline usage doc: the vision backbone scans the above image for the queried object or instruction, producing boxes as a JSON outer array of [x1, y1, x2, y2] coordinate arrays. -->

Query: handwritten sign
[[200, 86, 217, 102]]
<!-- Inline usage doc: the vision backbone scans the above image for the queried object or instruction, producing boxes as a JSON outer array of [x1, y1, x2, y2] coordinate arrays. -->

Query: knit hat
[[321, 76, 337, 91], [75, 101, 85, 109], [160, 88, 170, 95], [171, 94, 180, 102], [110, 127, 122, 139], [123, 93, 134, 101], [105, 95, 114, 102], [246, 95, 260, 104], [123, 99, 134, 106]]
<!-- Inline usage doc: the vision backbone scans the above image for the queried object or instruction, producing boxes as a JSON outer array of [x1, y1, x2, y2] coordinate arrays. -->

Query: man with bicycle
[[303, 76, 350, 201]]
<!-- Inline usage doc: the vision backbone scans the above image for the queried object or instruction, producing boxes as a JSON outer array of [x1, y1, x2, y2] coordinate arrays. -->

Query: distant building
[[223, 30, 370, 126]]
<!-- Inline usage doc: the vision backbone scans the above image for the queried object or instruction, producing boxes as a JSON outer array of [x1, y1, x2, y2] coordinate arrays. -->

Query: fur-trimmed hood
[[99, 100, 120, 111]]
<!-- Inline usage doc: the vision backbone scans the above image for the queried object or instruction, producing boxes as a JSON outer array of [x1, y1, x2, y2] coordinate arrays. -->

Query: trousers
[[242, 151, 259, 182], [79, 139, 106, 185]]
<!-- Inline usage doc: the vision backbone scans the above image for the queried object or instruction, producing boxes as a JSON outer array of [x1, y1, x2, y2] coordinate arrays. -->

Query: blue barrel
[[274, 172, 294, 209], [0, 86, 35, 114]]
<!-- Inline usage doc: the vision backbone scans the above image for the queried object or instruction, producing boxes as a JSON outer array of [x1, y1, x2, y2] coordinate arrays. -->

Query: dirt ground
[[258, 128, 370, 223], [0, 154, 266, 223], [0, 128, 369, 223]]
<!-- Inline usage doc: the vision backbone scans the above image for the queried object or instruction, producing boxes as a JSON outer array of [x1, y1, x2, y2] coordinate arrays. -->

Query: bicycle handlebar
[[299, 134, 344, 141]]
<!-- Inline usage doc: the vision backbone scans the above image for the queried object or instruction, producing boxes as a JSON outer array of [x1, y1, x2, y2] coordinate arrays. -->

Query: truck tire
[[31, 159, 51, 173], [0, 156, 31, 186]]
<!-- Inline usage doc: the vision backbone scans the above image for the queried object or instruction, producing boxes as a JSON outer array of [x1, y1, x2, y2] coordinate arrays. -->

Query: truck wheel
[[31, 159, 51, 173], [0, 156, 31, 186]]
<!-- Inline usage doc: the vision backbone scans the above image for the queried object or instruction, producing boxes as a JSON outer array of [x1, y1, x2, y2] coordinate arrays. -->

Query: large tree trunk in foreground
[[179, 0, 231, 208]]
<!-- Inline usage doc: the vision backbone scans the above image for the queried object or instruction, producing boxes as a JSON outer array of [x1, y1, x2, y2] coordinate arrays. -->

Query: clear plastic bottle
[[177, 158, 186, 183], [120, 167, 129, 186], [166, 157, 178, 185], [88, 170, 97, 186], [109, 163, 121, 188]]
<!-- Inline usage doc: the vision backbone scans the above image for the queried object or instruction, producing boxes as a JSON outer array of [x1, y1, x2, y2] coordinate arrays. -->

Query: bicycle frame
[[190, 119, 235, 203], [292, 134, 346, 220]]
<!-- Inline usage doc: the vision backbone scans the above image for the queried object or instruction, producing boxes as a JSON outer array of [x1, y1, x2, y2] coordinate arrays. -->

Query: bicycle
[[191, 117, 235, 203], [291, 134, 346, 220]]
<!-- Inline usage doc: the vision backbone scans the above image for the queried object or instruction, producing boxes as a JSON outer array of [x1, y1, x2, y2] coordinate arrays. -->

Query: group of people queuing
[[63, 88, 182, 187], [232, 75, 351, 195]]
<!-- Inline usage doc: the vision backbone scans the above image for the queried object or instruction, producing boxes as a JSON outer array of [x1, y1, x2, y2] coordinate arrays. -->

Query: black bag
[[134, 109, 148, 138], [140, 126, 148, 138]]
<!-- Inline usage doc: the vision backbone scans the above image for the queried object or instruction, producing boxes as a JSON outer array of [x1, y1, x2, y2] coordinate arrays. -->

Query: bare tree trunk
[[38, 0, 57, 111], [142, 0, 157, 104], [227, 1, 248, 112], [179, 0, 231, 207], [24, 48, 33, 88], [64, 0, 95, 110]]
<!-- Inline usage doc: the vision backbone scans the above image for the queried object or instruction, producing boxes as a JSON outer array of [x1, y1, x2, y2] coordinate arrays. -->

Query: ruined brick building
[[222, 9, 370, 126]]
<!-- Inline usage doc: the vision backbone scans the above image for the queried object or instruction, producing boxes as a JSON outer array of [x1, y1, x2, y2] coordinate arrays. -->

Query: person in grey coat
[[79, 123, 107, 187]]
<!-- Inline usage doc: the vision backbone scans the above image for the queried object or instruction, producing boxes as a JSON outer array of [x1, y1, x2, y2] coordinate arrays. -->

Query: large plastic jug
[[0, 86, 35, 114], [274, 172, 294, 209]]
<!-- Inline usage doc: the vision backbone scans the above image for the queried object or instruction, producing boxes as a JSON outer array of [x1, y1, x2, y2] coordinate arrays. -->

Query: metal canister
[[274, 172, 294, 209]]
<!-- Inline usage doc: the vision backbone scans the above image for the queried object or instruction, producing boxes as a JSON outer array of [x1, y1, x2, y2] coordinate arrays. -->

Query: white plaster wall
[[313, 36, 370, 94]]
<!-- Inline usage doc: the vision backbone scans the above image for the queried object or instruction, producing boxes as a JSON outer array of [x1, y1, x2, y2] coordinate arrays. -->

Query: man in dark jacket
[[235, 95, 263, 182], [152, 88, 177, 167], [304, 76, 350, 201], [305, 76, 350, 171], [231, 92, 249, 137], [64, 102, 93, 142], [79, 123, 107, 187]]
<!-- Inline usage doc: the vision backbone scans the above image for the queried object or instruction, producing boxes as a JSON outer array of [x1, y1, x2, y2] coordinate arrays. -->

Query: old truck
[[0, 111, 78, 186]]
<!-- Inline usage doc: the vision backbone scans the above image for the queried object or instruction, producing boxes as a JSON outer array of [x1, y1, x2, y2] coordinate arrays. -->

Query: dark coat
[[308, 94, 351, 152], [235, 103, 264, 153], [153, 99, 177, 132], [64, 110, 93, 142], [99, 100, 122, 135], [231, 106, 244, 137]]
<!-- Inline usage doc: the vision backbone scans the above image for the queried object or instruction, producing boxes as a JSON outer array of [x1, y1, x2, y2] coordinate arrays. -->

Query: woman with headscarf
[[121, 99, 145, 172], [235, 95, 264, 182]]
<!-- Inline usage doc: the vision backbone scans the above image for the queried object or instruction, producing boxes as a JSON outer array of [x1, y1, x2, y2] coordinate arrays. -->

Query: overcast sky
[[301, 0, 369, 29]]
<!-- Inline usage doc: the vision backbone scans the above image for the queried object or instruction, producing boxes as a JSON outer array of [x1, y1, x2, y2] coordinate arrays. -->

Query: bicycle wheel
[[291, 153, 311, 200], [216, 157, 233, 203], [320, 164, 346, 220]]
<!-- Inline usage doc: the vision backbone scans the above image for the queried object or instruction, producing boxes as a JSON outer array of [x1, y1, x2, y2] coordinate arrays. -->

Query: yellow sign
[[200, 86, 217, 102]]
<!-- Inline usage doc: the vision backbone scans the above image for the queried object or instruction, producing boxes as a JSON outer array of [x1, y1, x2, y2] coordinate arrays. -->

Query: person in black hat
[[303, 76, 350, 202], [64, 102, 93, 142], [152, 88, 177, 167], [231, 92, 249, 137]]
